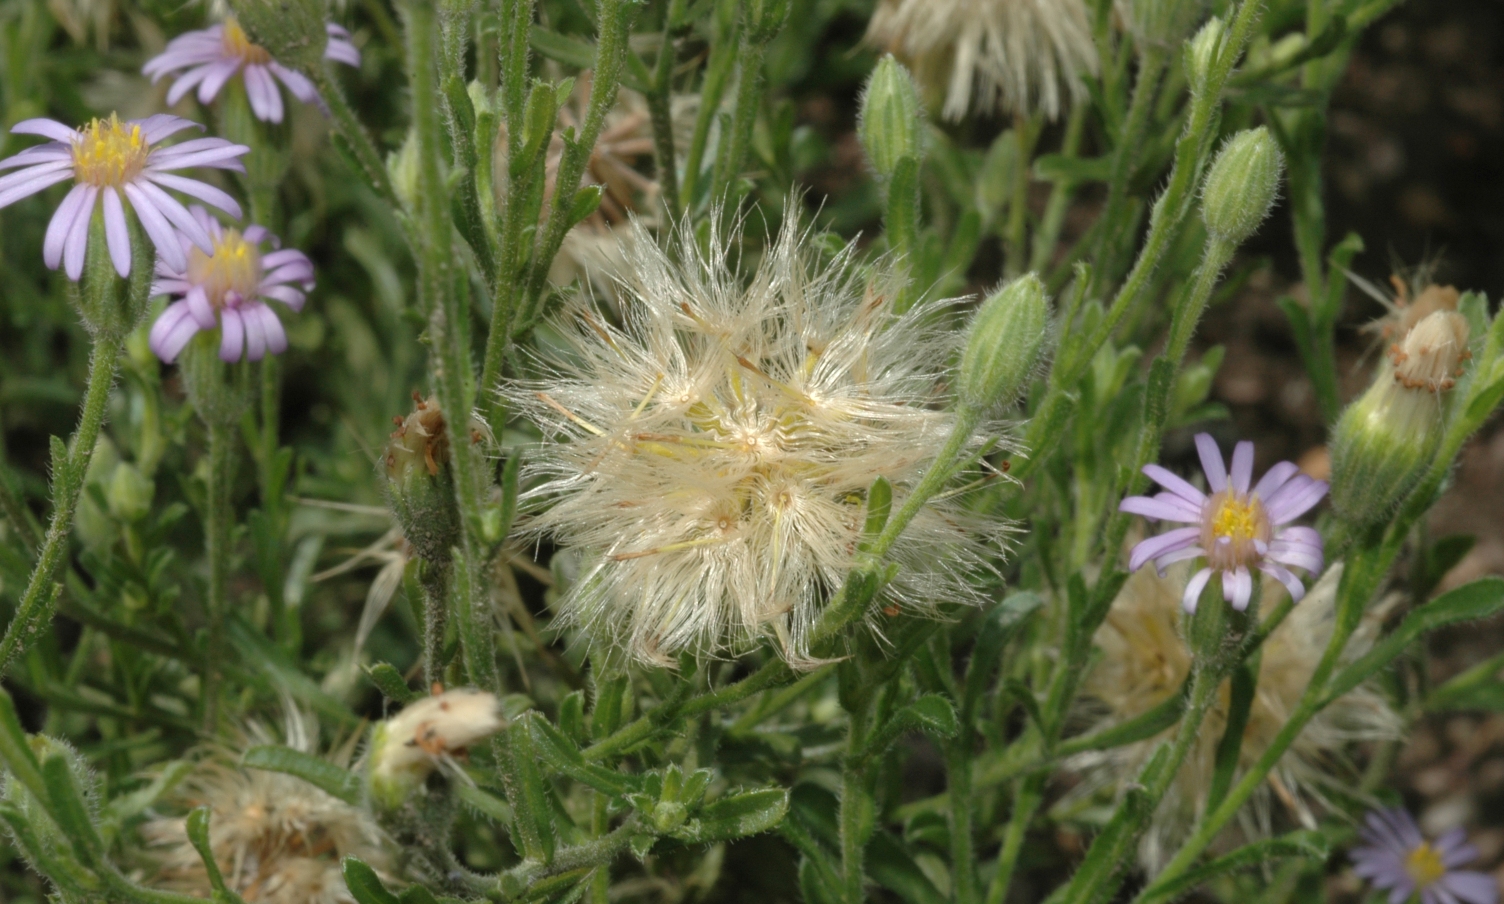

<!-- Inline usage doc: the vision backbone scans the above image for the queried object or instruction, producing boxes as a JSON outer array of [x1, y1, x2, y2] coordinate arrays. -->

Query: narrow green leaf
[[671, 788, 789, 843], [962, 592, 1044, 724], [530, 712, 639, 797], [365, 662, 420, 704], [866, 830, 947, 904], [567, 185, 603, 227], [41, 754, 103, 869], [861, 694, 959, 759], [342, 856, 400, 904], [1326, 577, 1504, 705], [242, 746, 361, 805], [502, 717, 558, 863], [455, 778, 514, 825], [0, 689, 46, 804], [186, 807, 239, 899], [1058, 683, 1187, 755], [1138, 830, 1329, 904], [1032, 153, 1112, 183], [529, 30, 652, 92], [861, 477, 893, 541]]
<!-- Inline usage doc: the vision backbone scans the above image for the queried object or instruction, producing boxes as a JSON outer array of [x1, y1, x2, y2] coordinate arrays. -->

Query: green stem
[[1004, 114, 1041, 279], [0, 330, 123, 677], [202, 417, 235, 731], [709, 29, 768, 203], [983, 776, 1044, 904], [647, 0, 685, 215], [1029, 104, 1088, 273], [314, 63, 398, 209], [947, 741, 978, 904], [679, 5, 737, 210], [420, 563, 450, 688], [839, 702, 872, 904], [1091, 47, 1167, 291]]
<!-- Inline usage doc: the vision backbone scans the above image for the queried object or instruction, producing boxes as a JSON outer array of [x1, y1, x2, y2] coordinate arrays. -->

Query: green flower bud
[[1331, 311, 1470, 524], [180, 332, 252, 427], [227, 0, 329, 75], [859, 55, 925, 181], [1201, 127, 1283, 245], [106, 462, 154, 523], [1184, 17, 1225, 95], [959, 274, 1051, 410], [384, 395, 464, 564], [1118, 0, 1207, 49], [367, 689, 505, 811]]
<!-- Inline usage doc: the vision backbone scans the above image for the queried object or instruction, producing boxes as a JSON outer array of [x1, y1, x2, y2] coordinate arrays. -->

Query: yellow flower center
[[222, 18, 272, 65], [1404, 842, 1447, 888], [1201, 489, 1271, 571], [71, 114, 150, 187], [186, 230, 263, 309]]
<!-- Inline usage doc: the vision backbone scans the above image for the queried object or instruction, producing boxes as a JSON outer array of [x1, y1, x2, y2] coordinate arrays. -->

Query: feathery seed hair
[[508, 209, 1010, 666]]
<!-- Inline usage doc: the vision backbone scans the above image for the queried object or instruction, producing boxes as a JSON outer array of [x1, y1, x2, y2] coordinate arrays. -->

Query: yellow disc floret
[[187, 229, 263, 309], [71, 114, 150, 187], [1201, 489, 1271, 571], [221, 18, 273, 66], [1404, 842, 1447, 888]]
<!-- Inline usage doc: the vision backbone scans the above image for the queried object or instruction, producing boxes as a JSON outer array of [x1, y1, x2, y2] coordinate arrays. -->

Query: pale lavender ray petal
[[10, 118, 78, 142], [1142, 464, 1207, 505], [191, 204, 220, 238], [242, 305, 267, 361], [0, 159, 69, 193], [1128, 526, 1201, 572], [62, 186, 99, 280], [135, 114, 201, 143], [259, 248, 307, 268], [185, 286, 216, 329], [264, 260, 314, 284], [1195, 433, 1227, 492], [132, 180, 216, 250], [1258, 561, 1306, 602], [325, 38, 362, 67], [327, 23, 352, 38], [43, 185, 91, 269], [1266, 477, 1330, 524], [256, 304, 287, 355], [270, 64, 319, 103], [1440, 872, 1499, 904], [165, 64, 218, 105], [242, 225, 270, 244], [101, 187, 132, 277], [1182, 567, 1213, 613], [1230, 441, 1255, 493], [242, 65, 279, 123], [1225, 566, 1252, 609], [121, 183, 187, 272], [143, 171, 242, 219], [219, 308, 245, 362], [1268, 536, 1323, 574], [1436, 829, 1477, 865], [1120, 494, 1200, 523], [149, 302, 201, 363], [196, 58, 243, 104], [150, 137, 244, 159], [0, 145, 71, 170], [258, 284, 306, 310], [143, 47, 219, 79], [1153, 545, 1206, 573], [1425, 888, 1451, 904], [1252, 461, 1299, 501], [1381, 809, 1426, 849], [0, 167, 72, 209], [148, 144, 250, 172]]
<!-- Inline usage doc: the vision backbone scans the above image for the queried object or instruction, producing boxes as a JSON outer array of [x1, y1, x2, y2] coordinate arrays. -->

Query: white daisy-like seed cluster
[[508, 211, 1008, 666]]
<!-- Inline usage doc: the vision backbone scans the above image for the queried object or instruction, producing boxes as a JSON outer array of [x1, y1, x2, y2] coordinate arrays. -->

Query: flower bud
[[384, 395, 462, 564], [367, 688, 505, 811], [1184, 18, 1224, 95], [227, 0, 329, 75], [1331, 311, 1471, 524], [859, 55, 925, 181], [1118, 0, 1207, 49], [388, 130, 421, 215], [958, 273, 1051, 410], [1201, 127, 1283, 245]]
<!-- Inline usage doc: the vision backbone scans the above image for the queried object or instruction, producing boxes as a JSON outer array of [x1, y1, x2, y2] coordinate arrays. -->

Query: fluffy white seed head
[[507, 210, 1011, 667], [1068, 565, 1402, 872], [367, 688, 505, 809]]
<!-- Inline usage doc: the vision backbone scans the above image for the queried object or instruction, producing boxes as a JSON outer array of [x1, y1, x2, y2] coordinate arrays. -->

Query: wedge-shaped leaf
[[242, 746, 361, 805], [669, 788, 789, 844], [1138, 830, 1329, 904], [1325, 577, 1504, 704], [343, 856, 399, 904]]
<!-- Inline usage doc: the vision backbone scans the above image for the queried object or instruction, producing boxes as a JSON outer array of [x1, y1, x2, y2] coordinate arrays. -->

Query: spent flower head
[[0, 114, 248, 279], [1351, 808, 1499, 904], [866, 0, 1099, 121], [1120, 433, 1327, 611], [147, 206, 313, 363], [367, 688, 505, 810], [1074, 566, 1402, 872], [508, 209, 1009, 666], [143, 18, 360, 123]]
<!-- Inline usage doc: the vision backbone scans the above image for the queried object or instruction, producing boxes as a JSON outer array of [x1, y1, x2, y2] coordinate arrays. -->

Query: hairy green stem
[[1005, 114, 1041, 278], [1091, 47, 1166, 291], [647, 0, 685, 214], [314, 63, 398, 209], [1030, 104, 1088, 273], [202, 418, 235, 731]]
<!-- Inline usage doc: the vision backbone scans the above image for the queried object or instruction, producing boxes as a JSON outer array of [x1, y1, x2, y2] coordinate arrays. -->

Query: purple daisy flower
[[143, 19, 361, 124], [1119, 433, 1328, 612], [147, 206, 313, 364], [0, 113, 248, 280], [1351, 808, 1499, 904]]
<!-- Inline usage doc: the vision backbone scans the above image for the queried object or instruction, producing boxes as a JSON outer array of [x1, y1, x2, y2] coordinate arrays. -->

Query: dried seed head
[[367, 689, 505, 811]]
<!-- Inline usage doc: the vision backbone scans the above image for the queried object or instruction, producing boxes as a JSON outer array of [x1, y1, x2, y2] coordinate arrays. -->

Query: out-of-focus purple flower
[[148, 206, 312, 363], [143, 19, 361, 124], [1119, 433, 1327, 612], [1351, 808, 1499, 904], [0, 114, 247, 280]]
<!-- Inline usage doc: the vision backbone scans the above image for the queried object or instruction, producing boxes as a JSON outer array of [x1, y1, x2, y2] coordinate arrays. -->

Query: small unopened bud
[[384, 395, 461, 563], [227, 0, 329, 75], [1184, 18, 1224, 94], [388, 130, 421, 214], [106, 462, 153, 523], [859, 55, 925, 181], [1201, 128, 1283, 245], [1331, 311, 1471, 524], [367, 688, 504, 811], [1118, 0, 1207, 49], [959, 274, 1051, 410]]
